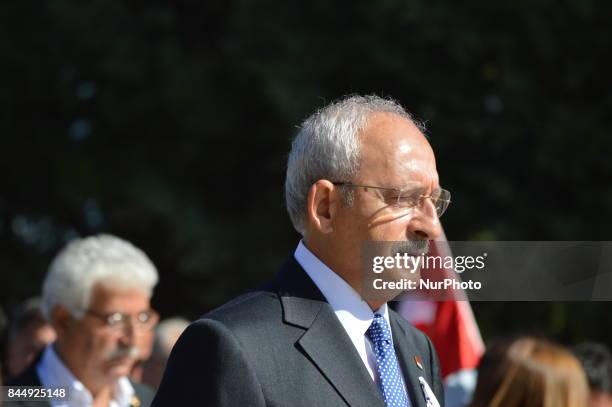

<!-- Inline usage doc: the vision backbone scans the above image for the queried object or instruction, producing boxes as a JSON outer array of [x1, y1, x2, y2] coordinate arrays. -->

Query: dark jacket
[[152, 257, 444, 407]]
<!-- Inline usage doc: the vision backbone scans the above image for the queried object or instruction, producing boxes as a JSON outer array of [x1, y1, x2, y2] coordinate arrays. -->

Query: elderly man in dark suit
[[6, 234, 158, 407], [153, 95, 449, 407]]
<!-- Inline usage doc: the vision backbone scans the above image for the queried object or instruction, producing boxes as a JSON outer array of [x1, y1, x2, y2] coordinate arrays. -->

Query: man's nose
[[408, 198, 442, 240], [118, 320, 140, 345]]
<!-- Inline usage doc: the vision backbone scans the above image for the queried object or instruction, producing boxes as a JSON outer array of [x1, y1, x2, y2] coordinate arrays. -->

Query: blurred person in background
[[470, 337, 588, 407], [4, 298, 56, 380], [0, 304, 6, 385], [6, 234, 159, 407], [140, 317, 189, 389], [573, 342, 612, 407]]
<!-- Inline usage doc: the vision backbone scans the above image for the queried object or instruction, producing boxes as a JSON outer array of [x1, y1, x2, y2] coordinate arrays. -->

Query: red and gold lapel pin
[[130, 396, 141, 407], [415, 355, 423, 370]]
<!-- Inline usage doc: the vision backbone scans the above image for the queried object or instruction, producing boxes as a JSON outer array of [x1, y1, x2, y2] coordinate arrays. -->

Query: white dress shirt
[[36, 345, 135, 407], [294, 240, 403, 386]]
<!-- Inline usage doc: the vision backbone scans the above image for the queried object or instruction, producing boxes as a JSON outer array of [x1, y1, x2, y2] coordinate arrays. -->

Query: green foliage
[[0, 1, 610, 340]]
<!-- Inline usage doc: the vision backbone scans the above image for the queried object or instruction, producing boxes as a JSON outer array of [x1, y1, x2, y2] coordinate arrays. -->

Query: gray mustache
[[391, 240, 430, 257], [105, 346, 140, 361]]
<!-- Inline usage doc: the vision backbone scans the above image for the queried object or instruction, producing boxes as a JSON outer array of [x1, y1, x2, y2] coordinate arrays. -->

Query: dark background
[[1, 1, 611, 345]]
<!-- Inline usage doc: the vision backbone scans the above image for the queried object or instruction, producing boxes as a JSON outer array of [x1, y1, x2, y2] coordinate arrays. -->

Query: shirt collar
[[294, 240, 391, 339], [36, 344, 135, 407]]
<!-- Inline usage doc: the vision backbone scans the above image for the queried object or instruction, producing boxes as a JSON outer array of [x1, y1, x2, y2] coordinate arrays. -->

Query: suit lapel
[[390, 314, 428, 407], [273, 259, 385, 407], [284, 295, 385, 407]]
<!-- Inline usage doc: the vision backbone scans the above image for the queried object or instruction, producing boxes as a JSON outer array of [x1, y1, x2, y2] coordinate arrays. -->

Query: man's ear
[[50, 306, 74, 336], [306, 180, 338, 234]]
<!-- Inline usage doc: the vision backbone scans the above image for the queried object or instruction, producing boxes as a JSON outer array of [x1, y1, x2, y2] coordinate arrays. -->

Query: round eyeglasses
[[83, 309, 159, 332], [333, 182, 451, 217]]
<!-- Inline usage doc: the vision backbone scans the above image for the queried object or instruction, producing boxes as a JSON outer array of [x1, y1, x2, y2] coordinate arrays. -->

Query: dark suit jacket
[[4, 352, 155, 407], [152, 258, 444, 407]]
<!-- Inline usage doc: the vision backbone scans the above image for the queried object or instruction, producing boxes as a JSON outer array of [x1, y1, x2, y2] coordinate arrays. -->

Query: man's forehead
[[358, 112, 438, 187], [89, 282, 151, 309]]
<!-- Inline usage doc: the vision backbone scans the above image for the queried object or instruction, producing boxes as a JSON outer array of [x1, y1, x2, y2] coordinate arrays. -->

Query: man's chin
[[391, 267, 422, 282], [104, 357, 135, 378]]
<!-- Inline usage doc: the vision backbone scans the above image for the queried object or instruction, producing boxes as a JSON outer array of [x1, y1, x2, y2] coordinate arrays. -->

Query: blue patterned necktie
[[366, 314, 411, 407]]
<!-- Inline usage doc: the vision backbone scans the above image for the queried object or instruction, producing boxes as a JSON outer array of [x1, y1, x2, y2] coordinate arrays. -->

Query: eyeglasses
[[333, 182, 451, 217], [83, 309, 159, 332]]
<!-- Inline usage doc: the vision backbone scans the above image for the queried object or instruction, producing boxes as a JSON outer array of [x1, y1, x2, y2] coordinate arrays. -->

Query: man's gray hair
[[41, 234, 159, 320], [285, 94, 421, 235]]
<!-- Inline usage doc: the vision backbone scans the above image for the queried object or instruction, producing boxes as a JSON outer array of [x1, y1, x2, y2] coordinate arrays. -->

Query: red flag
[[398, 232, 484, 378]]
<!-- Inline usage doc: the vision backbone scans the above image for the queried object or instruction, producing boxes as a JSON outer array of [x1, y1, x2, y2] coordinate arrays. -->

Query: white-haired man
[[154, 95, 447, 407], [7, 234, 159, 407]]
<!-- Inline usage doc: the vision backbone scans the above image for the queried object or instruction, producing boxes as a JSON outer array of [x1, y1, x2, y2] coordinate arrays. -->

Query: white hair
[[41, 234, 159, 320], [285, 94, 422, 235]]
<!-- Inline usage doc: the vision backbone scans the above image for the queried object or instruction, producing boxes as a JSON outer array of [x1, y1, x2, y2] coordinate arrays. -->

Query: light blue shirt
[[36, 345, 135, 407]]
